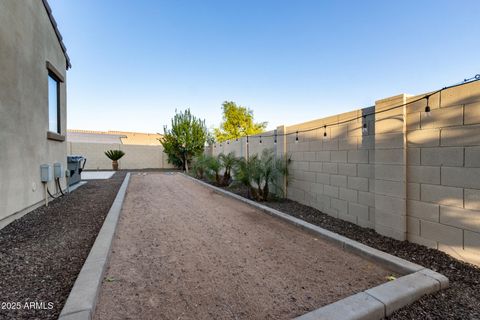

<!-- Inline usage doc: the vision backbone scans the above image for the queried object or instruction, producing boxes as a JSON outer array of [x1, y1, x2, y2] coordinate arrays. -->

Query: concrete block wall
[[284, 110, 377, 229], [68, 142, 174, 170], [373, 95, 407, 241], [209, 80, 480, 265], [404, 81, 480, 265], [211, 130, 276, 159]]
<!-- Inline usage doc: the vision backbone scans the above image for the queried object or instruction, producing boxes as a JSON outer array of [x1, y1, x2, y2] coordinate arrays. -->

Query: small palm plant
[[218, 152, 237, 186], [104, 150, 125, 171], [192, 154, 210, 179], [206, 155, 223, 185], [234, 149, 288, 201]]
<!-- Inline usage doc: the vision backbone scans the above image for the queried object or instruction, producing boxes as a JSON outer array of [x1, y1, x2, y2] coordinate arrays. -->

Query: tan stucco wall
[[212, 81, 480, 266], [0, 0, 68, 221], [68, 142, 174, 170]]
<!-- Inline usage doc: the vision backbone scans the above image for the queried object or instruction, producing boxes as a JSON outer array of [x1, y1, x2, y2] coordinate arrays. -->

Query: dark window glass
[[48, 74, 60, 133]]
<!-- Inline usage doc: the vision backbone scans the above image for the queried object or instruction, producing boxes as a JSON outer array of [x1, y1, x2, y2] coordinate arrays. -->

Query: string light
[[424, 95, 431, 117], [207, 74, 479, 147]]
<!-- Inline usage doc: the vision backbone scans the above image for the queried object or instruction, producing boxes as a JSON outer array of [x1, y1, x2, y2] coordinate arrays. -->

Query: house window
[[48, 73, 60, 133]]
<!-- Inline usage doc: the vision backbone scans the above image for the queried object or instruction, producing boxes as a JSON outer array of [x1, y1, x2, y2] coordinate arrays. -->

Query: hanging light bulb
[[424, 95, 431, 117], [323, 125, 327, 140], [295, 131, 299, 143]]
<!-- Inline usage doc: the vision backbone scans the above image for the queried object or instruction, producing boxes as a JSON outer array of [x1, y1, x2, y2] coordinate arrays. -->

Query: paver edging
[[58, 173, 131, 320], [183, 173, 449, 320]]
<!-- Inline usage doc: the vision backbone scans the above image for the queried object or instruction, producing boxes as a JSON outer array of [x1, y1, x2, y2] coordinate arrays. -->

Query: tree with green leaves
[[213, 101, 267, 142], [160, 109, 208, 172]]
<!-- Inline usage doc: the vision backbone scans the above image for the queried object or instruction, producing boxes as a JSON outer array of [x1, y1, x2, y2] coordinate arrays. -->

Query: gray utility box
[[40, 164, 52, 182], [67, 155, 86, 186]]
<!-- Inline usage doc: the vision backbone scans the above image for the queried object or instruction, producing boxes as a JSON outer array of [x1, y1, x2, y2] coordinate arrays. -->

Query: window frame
[[46, 62, 65, 141]]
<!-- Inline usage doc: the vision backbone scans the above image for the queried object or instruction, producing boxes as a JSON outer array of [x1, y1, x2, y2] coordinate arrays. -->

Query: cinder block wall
[[68, 142, 174, 170], [404, 81, 480, 264], [210, 81, 480, 265], [285, 110, 377, 230]]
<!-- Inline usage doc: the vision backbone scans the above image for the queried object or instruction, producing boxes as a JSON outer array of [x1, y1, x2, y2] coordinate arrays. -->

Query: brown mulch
[[224, 183, 480, 320], [0, 172, 126, 320]]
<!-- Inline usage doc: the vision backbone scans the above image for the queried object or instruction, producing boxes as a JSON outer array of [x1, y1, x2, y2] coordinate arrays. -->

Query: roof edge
[[42, 0, 71, 69]]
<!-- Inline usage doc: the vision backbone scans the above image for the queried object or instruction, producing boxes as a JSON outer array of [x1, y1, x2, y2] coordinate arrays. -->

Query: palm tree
[[104, 150, 125, 171]]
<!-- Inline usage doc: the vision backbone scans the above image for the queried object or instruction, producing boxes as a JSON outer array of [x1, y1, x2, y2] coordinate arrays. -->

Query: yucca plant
[[218, 152, 237, 186], [104, 150, 125, 171]]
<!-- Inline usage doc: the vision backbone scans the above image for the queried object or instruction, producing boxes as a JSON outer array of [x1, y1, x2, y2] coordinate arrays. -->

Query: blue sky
[[49, 0, 480, 133]]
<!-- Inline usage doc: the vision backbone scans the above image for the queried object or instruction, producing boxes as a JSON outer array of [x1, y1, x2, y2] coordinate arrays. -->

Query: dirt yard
[[94, 173, 392, 320]]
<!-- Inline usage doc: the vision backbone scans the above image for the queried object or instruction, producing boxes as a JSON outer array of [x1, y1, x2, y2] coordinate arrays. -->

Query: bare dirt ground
[[94, 173, 392, 320]]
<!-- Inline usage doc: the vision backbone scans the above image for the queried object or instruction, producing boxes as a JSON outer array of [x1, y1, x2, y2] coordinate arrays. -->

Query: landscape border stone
[[58, 173, 131, 320], [184, 174, 449, 320]]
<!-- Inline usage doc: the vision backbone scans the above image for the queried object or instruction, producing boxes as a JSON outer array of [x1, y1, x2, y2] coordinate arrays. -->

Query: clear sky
[[49, 0, 480, 133]]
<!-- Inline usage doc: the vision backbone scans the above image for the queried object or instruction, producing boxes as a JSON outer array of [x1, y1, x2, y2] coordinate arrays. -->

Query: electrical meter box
[[40, 164, 52, 182], [54, 162, 63, 178]]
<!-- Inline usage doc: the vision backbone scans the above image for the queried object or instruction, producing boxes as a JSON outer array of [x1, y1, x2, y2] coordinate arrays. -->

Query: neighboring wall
[[0, 1, 69, 222], [212, 81, 480, 265], [68, 142, 173, 170]]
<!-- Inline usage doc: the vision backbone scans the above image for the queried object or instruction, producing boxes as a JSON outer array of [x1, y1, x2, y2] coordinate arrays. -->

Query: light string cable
[[234, 73, 480, 142]]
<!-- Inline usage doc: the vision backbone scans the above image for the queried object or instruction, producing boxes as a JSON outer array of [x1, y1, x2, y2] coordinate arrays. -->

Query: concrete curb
[[183, 174, 449, 320], [58, 173, 131, 320]]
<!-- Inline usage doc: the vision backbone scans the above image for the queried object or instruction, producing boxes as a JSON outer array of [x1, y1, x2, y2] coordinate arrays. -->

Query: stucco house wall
[[0, 0, 70, 223]]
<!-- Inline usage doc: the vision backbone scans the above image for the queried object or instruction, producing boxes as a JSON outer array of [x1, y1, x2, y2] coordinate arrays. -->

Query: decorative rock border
[[184, 174, 449, 320], [58, 173, 131, 320]]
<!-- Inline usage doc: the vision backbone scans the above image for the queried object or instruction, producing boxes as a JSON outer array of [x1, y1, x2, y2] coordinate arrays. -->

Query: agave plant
[[218, 152, 237, 186], [104, 150, 125, 171]]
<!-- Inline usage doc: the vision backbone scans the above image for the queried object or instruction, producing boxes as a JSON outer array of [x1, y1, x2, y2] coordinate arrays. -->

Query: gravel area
[[0, 172, 126, 320], [94, 173, 393, 320], [224, 183, 480, 320]]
